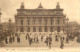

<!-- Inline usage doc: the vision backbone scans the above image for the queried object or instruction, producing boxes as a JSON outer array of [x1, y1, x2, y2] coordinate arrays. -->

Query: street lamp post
[[66, 17, 69, 43], [0, 9, 2, 30], [8, 18, 12, 34], [79, 30, 80, 37], [66, 17, 69, 36]]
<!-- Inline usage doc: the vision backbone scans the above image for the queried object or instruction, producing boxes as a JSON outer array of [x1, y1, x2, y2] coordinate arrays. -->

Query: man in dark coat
[[18, 37, 20, 43], [5, 37, 8, 44], [29, 38, 32, 45], [36, 37, 39, 43], [60, 41, 64, 49], [26, 34, 27, 40], [55, 35, 58, 42], [66, 37, 69, 43], [10, 37, 12, 43], [41, 35, 43, 42], [9, 37, 11, 43], [12, 36, 15, 42], [48, 36, 52, 49], [45, 36, 49, 46], [17, 37, 20, 43]]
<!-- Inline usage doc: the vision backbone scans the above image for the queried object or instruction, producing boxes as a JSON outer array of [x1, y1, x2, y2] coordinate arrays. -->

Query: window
[[16, 26, 18, 32], [21, 20, 23, 25], [63, 19, 65, 24], [33, 20, 36, 25], [45, 27, 47, 32], [50, 20, 53, 25], [27, 27, 30, 32], [39, 20, 41, 25], [50, 17, 53, 20], [33, 27, 36, 32], [39, 17, 42, 20], [20, 27, 24, 32], [50, 27, 53, 32], [16, 20, 17, 25], [27, 17, 30, 20], [39, 27, 42, 32], [27, 20, 30, 25], [57, 27, 60, 32], [44, 20, 47, 25], [57, 20, 60, 25]]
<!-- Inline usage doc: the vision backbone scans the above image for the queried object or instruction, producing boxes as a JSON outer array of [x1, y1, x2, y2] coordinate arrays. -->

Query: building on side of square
[[15, 2, 66, 34]]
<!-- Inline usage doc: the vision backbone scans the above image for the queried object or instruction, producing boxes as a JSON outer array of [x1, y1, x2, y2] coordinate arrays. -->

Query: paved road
[[3, 34, 80, 48]]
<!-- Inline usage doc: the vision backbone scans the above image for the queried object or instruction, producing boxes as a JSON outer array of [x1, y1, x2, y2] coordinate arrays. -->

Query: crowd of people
[[24, 32, 69, 49], [4, 33, 20, 44], [25, 33, 52, 48], [1, 32, 70, 49], [0, 31, 80, 49]]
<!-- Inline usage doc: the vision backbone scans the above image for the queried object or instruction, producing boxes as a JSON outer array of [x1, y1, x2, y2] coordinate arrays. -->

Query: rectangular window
[[27, 27, 30, 32], [50, 20, 53, 25], [44, 27, 47, 32], [39, 20, 41, 25], [50, 27, 53, 32], [44, 20, 47, 25], [57, 20, 60, 25], [57, 27, 60, 32], [20, 27, 24, 32], [21, 20, 23, 25], [33, 27, 36, 32], [33, 20, 36, 25], [39, 27, 42, 32], [27, 20, 30, 25]]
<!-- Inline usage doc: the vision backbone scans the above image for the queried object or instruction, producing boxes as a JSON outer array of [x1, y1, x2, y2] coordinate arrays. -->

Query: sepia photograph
[[0, 0, 80, 52]]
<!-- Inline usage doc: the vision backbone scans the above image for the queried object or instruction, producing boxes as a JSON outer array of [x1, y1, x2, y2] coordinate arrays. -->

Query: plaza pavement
[[3, 33, 80, 48]]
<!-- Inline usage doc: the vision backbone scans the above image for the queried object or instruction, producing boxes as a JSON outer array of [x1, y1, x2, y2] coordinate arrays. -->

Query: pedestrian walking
[[34, 37, 35, 42], [55, 35, 58, 42], [9, 36, 12, 43], [5, 37, 8, 44], [66, 37, 69, 43], [60, 41, 64, 49], [17, 36, 20, 43], [36, 36, 39, 43], [49, 41, 51, 49], [41, 35, 43, 42], [63, 37, 65, 42], [48, 36, 52, 48], [9, 37, 11, 43], [10, 37, 12, 43], [45, 36, 49, 46], [26, 34, 27, 40], [60, 37, 63, 42], [12, 36, 15, 42], [29, 38, 32, 45]]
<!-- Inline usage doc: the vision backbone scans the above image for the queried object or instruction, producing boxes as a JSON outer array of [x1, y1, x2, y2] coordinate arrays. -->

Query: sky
[[0, 0, 80, 24]]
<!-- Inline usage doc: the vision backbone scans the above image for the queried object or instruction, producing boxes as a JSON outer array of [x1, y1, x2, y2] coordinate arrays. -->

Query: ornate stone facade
[[15, 3, 66, 34]]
